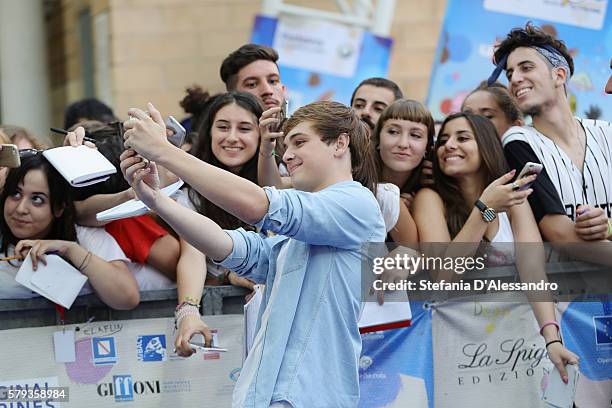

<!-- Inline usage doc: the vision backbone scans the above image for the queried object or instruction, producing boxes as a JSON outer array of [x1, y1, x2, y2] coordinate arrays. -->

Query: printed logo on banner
[[113, 375, 133, 402], [92, 337, 117, 365], [98, 377, 181, 400], [137, 335, 167, 362], [593, 315, 612, 346]]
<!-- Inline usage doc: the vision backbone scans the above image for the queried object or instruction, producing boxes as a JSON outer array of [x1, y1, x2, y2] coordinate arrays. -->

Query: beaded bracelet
[[174, 304, 200, 329]]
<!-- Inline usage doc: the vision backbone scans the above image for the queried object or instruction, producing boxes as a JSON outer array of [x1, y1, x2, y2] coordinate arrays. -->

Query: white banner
[[0, 315, 243, 407], [273, 15, 363, 78], [432, 293, 553, 408], [483, 0, 608, 30]]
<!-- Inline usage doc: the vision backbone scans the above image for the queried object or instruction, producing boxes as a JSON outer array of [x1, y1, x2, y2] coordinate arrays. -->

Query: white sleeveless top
[[486, 212, 515, 266], [490, 212, 513, 243]]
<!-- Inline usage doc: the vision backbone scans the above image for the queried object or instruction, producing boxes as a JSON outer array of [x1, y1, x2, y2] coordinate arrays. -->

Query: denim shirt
[[217, 180, 385, 408]]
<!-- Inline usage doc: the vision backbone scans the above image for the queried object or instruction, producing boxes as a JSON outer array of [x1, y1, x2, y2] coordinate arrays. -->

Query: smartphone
[[188, 341, 227, 352], [0, 144, 21, 168], [515, 162, 543, 191], [271, 99, 289, 133], [165, 116, 186, 147]]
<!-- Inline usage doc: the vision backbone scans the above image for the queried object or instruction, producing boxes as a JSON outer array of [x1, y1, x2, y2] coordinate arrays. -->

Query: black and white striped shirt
[[503, 118, 612, 222]]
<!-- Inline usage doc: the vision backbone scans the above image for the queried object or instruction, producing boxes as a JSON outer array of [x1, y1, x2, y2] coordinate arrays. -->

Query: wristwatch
[[475, 199, 497, 222]]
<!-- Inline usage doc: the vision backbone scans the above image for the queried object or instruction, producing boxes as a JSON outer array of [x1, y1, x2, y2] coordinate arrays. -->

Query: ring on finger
[[512, 182, 520, 191]]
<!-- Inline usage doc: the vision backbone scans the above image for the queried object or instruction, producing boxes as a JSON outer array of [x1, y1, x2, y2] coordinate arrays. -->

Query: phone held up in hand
[[165, 116, 186, 148], [515, 162, 543, 191]]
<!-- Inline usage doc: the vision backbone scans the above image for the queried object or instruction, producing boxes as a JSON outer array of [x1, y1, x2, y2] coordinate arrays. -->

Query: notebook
[[15, 252, 88, 309], [43, 145, 117, 187], [96, 179, 184, 222], [358, 289, 412, 334]]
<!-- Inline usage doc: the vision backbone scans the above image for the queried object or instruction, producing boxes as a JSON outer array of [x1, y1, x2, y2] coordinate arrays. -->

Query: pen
[[0, 255, 21, 261], [50, 127, 97, 144]]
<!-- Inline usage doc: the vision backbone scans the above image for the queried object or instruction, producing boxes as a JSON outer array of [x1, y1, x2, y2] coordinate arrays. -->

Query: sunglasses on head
[[19, 149, 44, 159]]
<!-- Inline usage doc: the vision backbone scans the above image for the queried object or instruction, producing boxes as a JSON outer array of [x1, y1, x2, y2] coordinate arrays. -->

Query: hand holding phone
[[188, 332, 227, 352], [514, 162, 543, 191], [165, 116, 186, 147], [188, 341, 227, 352]]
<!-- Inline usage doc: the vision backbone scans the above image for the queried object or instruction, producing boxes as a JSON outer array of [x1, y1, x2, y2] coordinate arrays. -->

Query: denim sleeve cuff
[[255, 186, 289, 233], [213, 229, 250, 271]]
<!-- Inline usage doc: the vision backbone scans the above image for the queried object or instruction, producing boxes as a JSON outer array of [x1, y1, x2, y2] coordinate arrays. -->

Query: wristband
[[539, 320, 560, 336], [545, 339, 563, 348]]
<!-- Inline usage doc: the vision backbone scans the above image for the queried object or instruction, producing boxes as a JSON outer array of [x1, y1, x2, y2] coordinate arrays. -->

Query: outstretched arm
[[122, 103, 269, 225], [120, 157, 233, 262]]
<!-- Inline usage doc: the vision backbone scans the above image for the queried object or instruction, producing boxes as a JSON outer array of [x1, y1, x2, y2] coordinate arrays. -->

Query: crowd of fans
[[0, 22, 611, 407]]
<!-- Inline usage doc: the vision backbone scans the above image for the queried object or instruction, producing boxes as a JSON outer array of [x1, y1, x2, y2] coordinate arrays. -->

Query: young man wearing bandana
[[490, 23, 612, 246]]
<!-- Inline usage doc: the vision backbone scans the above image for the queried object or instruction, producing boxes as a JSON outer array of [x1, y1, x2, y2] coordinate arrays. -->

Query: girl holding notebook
[[0, 152, 139, 310]]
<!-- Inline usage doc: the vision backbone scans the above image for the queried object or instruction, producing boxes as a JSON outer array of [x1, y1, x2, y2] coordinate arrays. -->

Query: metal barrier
[[0, 285, 250, 330]]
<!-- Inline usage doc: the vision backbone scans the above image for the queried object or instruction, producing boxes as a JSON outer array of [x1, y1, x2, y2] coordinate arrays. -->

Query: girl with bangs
[[370, 99, 435, 243]]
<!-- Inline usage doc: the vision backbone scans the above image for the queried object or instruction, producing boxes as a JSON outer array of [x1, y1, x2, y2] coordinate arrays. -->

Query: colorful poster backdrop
[[251, 15, 393, 111], [427, 0, 611, 121]]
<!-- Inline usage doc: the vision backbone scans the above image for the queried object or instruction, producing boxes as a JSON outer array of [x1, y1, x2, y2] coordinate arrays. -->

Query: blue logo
[[92, 337, 117, 365], [113, 375, 133, 402], [593, 316, 612, 346], [137, 335, 167, 362]]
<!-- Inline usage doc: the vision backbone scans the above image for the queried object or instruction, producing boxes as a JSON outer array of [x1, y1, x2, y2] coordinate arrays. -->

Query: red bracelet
[[539, 320, 560, 336]]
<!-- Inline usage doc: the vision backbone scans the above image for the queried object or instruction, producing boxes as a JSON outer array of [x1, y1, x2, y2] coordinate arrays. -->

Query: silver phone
[[515, 162, 543, 191], [165, 116, 186, 147]]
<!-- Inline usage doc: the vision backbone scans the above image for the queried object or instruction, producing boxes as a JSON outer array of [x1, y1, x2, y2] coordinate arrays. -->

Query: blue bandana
[[488, 44, 571, 86]]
